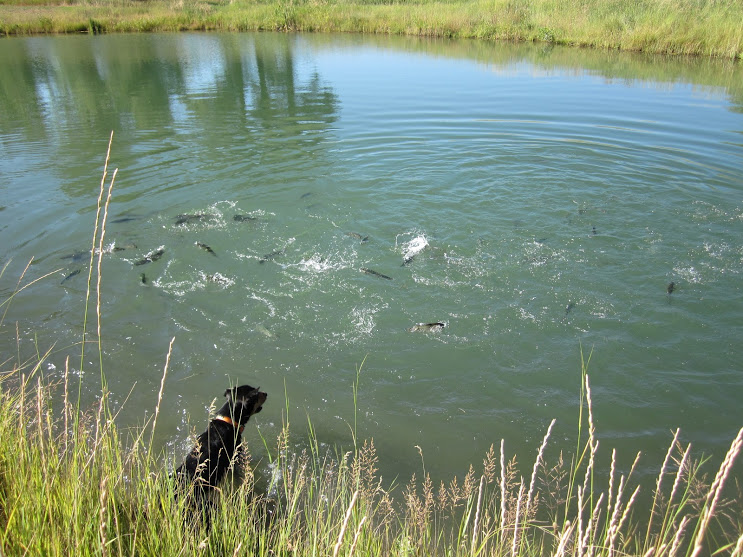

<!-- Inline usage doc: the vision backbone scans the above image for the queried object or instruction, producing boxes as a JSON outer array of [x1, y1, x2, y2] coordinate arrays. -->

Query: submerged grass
[[1, 139, 743, 555], [0, 0, 742, 59]]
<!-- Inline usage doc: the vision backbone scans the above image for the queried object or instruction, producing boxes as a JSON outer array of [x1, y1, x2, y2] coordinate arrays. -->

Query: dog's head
[[222, 384, 267, 426]]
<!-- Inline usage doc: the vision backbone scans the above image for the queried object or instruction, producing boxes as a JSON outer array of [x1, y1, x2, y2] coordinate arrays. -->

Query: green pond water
[[1, 32, 742, 485]]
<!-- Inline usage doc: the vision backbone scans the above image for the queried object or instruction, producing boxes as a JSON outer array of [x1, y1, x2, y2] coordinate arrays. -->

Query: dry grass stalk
[[82, 131, 114, 369], [483, 443, 497, 484], [64, 356, 70, 455], [35, 377, 47, 473], [348, 515, 367, 557], [471, 474, 485, 553], [690, 426, 743, 557], [668, 515, 690, 557], [577, 485, 585, 557], [96, 167, 118, 346], [731, 531, 743, 557], [583, 491, 604, 556], [148, 336, 175, 459], [525, 418, 555, 524], [553, 520, 573, 557], [581, 375, 598, 499], [668, 443, 691, 511], [333, 489, 358, 557], [99, 475, 108, 556], [646, 428, 680, 540], [511, 478, 524, 557], [500, 439, 507, 536], [615, 485, 640, 542]]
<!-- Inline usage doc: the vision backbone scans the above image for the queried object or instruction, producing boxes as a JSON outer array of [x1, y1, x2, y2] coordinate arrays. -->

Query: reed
[[0, 139, 742, 555], [2, 362, 741, 555], [1, 0, 741, 59]]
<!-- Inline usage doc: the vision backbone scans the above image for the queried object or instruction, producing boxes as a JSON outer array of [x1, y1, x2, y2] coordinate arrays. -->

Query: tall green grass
[[1, 137, 743, 555], [1, 0, 742, 59]]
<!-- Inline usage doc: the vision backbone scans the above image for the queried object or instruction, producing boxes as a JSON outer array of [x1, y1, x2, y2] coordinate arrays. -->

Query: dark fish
[[134, 249, 165, 266], [175, 213, 205, 225], [110, 216, 137, 224], [592, 226, 597, 235], [408, 322, 445, 332], [667, 282, 675, 294], [536, 238, 548, 244], [233, 214, 257, 222], [259, 250, 282, 264], [60, 250, 87, 262], [113, 243, 137, 252], [196, 242, 217, 256], [140, 273, 147, 284], [347, 232, 369, 243], [565, 302, 575, 315], [361, 267, 392, 280], [300, 192, 313, 199], [61, 268, 81, 284]]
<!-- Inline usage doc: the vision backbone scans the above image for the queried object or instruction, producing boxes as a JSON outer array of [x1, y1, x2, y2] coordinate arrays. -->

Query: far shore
[[1, 0, 742, 59]]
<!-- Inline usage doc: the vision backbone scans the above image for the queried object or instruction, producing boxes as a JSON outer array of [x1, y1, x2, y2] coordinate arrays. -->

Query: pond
[[1, 32, 742, 484]]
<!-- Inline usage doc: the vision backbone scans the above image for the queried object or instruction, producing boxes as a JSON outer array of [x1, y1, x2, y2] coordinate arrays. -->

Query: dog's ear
[[224, 387, 235, 400]]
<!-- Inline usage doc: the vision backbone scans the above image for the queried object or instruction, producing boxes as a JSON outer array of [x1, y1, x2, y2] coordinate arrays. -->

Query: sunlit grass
[[1, 135, 742, 555], [2, 352, 742, 555], [1, 0, 742, 58]]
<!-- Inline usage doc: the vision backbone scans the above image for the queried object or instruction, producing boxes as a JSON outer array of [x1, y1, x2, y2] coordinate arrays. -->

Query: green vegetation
[[1, 137, 742, 555], [0, 0, 742, 59]]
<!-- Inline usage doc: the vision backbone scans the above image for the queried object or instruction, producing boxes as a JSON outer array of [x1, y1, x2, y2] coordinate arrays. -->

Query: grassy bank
[[1, 138, 743, 555], [1, 0, 742, 59], [2, 354, 743, 555]]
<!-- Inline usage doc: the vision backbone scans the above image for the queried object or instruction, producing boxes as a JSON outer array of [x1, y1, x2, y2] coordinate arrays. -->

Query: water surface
[[1, 33, 742, 483]]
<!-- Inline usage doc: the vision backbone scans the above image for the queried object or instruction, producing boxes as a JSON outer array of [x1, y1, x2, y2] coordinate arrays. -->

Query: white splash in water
[[297, 253, 337, 273], [401, 234, 429, 264]]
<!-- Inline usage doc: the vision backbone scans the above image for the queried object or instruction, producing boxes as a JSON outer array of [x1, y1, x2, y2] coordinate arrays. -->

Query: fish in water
[[361, 267, 392, 280], [565, 302, 575, 316], [402, 235, 429, 266], [300, 192, 313, 199], [110, 216, 137, 224], [592, 226, 597, 235], [346, 232, 369, 243], [60, 250, 88, 262], [259, 250, 282, 264], [667, 281, 675, 294], [175, 213, 205, 225], [196, 242, 217, 256], [113, 242, 137, 253], [233, 214, 257, 222], [255, 323, 278, 339], [134, 249, 165, 266], [61, 269, 81, 284], [140, 273, 147, 284], [408, 322, 445, 332]]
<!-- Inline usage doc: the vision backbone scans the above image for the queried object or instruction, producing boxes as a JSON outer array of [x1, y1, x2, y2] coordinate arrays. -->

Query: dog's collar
[[215, 414, 244, 434]]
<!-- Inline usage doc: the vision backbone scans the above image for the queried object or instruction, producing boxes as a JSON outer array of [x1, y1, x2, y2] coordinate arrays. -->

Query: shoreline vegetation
[[0, 0, 742, 59], [1, 138, 743, 555]]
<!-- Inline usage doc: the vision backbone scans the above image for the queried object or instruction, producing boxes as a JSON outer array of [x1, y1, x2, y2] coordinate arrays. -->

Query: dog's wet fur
[[175, 384, 267, 526]]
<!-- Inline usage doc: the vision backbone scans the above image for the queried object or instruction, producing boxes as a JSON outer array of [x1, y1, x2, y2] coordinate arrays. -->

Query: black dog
[[175, 385, 267, 524]]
